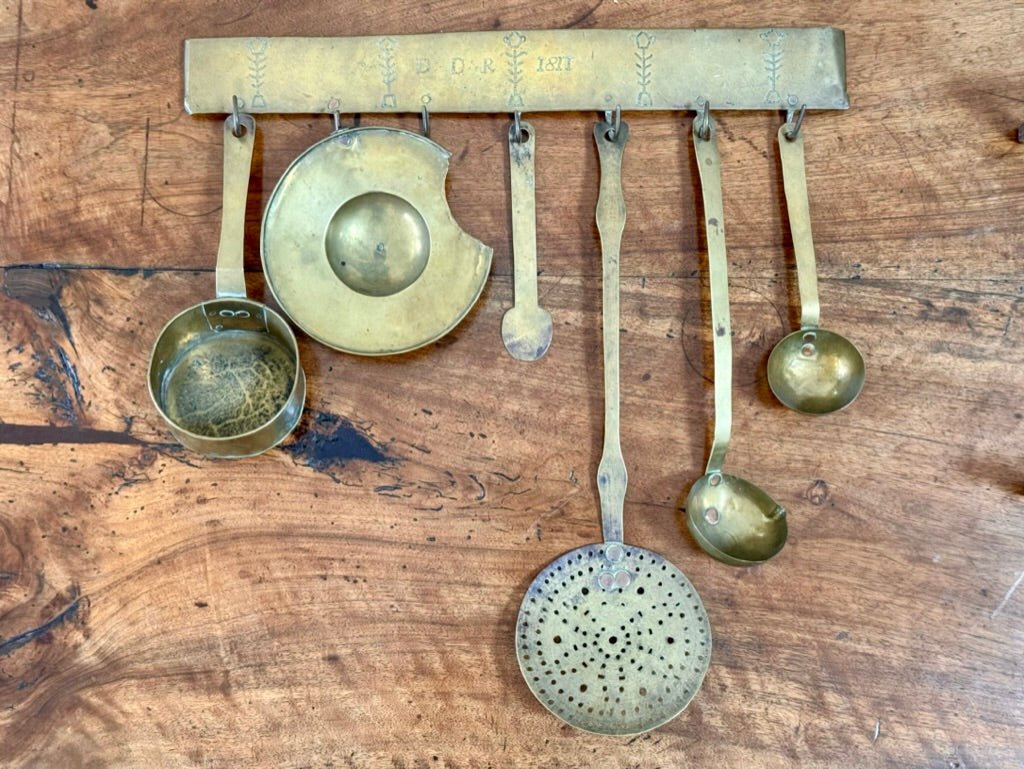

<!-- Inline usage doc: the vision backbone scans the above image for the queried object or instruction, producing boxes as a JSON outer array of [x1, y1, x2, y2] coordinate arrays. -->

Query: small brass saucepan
[[148, 112, 305, 458]]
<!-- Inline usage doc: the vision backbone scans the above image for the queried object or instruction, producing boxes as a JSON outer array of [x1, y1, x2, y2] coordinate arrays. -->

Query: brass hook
[[603, 105, 622, 140], [421, 105, 430, 138], [509, 111, 528, 144], [695, 100, 711, 141], [329, 109, 360, 134], [784, 104, 806, 141], [230, 95, 245, 137]]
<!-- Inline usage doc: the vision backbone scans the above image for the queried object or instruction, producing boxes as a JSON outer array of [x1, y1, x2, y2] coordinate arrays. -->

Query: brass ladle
[[502, 115, 553, 361], [685, 108, 787, 566], [767, 112, 865, 414]]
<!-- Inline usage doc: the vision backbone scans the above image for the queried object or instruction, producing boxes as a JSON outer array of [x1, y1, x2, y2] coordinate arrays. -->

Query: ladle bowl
[[686, 472, 787, 567], [767, 327, 865, 415]]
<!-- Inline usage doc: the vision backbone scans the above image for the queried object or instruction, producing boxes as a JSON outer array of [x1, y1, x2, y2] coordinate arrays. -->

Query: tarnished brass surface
[[184, 29, 847, 114], [768, 121, 865, 414], [515, 119, 710, 736], [261, 127, 492, 356], [501, 119, 552, 361], [148, 115, 305, 458], [685, 112, 786, 565]]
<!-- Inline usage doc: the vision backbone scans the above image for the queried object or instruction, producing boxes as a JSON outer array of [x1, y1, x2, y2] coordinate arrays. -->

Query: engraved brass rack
[[184, 28, 848, 115]]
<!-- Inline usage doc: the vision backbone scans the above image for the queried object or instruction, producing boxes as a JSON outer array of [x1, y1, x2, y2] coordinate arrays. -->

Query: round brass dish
[[261, 127, 493, 355]]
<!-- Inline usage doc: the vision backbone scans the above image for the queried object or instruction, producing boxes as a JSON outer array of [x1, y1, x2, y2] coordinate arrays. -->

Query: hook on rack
[[229, 95, 245, 137], [327, 99, 361, 133], [421, 106, 430, 138], [603, 105, 621, 140], [509, 111, 530, 143], [784, 104, 806, 140], [695, 100, 711, 141]]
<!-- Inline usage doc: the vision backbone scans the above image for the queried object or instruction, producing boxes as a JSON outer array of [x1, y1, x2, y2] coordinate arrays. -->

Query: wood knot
[[807, 479, 830, 506]]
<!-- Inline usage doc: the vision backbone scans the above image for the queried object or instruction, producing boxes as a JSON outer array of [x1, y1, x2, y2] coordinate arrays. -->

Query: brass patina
[[184, 29, 848, 115], [767, 118, 865, 414], [516, 118, 711, 736], [685, 110, 787, 566], [149, 113, 306, 458], [501, 117, 552, 361], [261, 127, 492, 355]]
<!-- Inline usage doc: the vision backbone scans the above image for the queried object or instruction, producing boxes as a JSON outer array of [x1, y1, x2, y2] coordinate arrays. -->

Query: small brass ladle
[[685, 108, 787, 566], [767, 111, 865, 415]]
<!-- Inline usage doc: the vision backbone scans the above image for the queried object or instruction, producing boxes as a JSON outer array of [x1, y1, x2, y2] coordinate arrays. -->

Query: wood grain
[[1, 1, 1022, 768]]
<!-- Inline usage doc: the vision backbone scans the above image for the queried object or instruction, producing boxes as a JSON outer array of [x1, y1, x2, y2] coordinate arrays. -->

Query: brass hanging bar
[[184, 28, 848, 115]]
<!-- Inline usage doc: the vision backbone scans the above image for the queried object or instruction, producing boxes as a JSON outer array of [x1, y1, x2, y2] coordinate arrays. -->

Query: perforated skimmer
[[515, 117, 712, 736]]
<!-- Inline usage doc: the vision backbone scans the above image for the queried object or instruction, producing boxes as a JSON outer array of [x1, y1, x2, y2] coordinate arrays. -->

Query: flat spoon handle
[[509, 121, 540, 312], [215, 112, 256, 299], [693, 114, 732, 476], [777, 123, 820, 329], [594, 119, 629, 545]]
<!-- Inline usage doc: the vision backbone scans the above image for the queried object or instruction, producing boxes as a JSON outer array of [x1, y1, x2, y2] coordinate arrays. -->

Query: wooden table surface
[[1, 2, 1022, 767]]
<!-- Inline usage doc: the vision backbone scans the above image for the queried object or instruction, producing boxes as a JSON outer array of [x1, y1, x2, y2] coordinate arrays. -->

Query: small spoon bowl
[[767, 328, 865, 415], [501, 304, 553, 361], [686, 472, 787, 566]]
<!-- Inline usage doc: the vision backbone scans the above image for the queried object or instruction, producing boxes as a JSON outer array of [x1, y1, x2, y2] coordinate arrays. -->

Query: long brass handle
[[693, 114, 732, 476], [594, 120, 629, 545], [777, 124, 820, 329], [509, 121, 540, 312], [215, 113, 256, 299]]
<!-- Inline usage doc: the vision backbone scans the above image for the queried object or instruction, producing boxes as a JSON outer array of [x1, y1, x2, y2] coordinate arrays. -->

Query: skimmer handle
[[594, 118, 629, 544]]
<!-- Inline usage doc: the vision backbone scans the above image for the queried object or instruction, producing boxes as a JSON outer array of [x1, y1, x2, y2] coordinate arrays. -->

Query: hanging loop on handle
[[594, 117, 629, 545], [692, 109, 732, 476]]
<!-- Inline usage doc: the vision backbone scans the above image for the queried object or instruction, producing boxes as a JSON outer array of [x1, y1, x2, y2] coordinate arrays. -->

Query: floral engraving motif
[[504, 31, 527, 108], [378, 37, 398, 109], [246, 38, 269, 109], [634, 31, 655, 107], [760, 28, 786, 104]]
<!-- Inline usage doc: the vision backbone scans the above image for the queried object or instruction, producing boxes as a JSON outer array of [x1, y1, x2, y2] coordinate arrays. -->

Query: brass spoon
[[686, 108, 787, 566], [501, 116, 553, 361], [767, 114, 865, 414]]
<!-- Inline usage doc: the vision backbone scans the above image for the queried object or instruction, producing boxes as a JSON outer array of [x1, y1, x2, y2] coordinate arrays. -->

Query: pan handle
[[215, 111, 256, 299]]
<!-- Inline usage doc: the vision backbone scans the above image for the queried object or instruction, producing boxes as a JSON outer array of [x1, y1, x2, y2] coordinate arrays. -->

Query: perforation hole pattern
[[516, 543, 712, 735]]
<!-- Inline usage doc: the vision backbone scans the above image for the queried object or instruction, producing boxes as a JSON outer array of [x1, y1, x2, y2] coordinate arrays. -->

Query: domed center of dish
[[325, 192, 430, 297]]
